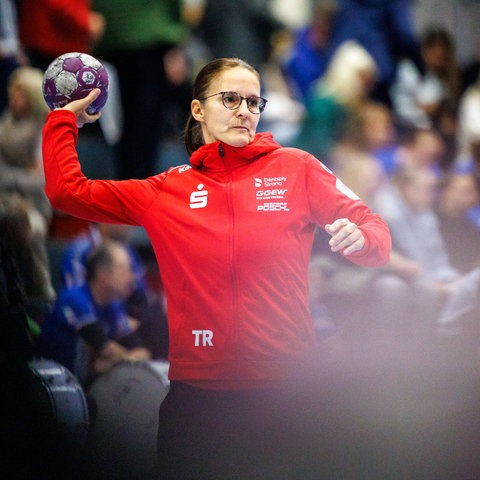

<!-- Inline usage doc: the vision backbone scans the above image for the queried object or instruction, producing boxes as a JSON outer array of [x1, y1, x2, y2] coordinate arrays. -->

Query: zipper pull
[[219, 143, 224, 158]]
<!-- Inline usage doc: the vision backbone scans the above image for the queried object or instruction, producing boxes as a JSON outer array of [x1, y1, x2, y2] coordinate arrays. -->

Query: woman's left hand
[[325, 218, 365, 255]]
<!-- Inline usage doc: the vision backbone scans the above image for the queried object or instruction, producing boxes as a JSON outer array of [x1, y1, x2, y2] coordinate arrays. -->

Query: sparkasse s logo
[[190, 184, 208, 209]]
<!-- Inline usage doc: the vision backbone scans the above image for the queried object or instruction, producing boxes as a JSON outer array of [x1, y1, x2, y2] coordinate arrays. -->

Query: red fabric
[[19, 0, 92, 58], [43, 110, 391, 388]]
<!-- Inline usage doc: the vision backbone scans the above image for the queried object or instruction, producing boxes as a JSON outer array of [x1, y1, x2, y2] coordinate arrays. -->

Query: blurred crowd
[[1, 0, 480, 376]]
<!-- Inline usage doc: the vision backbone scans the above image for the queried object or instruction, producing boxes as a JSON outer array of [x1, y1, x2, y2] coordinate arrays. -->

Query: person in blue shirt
[[37, 240, 151, 383], [330, 0, 421, 106], [283, 1, 338, 102], [60, 222, 169, 359]]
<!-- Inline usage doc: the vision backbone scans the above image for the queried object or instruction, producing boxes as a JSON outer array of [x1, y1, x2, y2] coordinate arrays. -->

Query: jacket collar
[[189, 132, 282, 171]]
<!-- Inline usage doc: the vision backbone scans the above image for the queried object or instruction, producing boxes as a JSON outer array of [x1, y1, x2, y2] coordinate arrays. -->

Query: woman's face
[[402, 170, 438, 211], [8, 83, 30, 119], [191, 67, 262, 148]]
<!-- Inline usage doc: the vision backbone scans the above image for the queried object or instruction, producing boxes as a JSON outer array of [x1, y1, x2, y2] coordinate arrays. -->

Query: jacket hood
[[189, 132, 282, 170]]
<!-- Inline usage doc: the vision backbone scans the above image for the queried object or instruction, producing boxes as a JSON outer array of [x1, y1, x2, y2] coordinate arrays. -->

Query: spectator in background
[[456, 71, 480, 167], [310, 101, 400, 351], [328, 102, 389, 203], [430, 98, 458, 171], [283, 0, 338, 101], [376, 165, 459, 285], [372, 165, 463, 345], [460, 36, 480, 94], [92, 0, 191, 179], [391, 26, 461, 131], [61, 222, 169, 359], [0, 67, 49, 181], [37, 240, 151, 385], [255, 23, 305, 145], [383, 127, 447, 177], [1, 217, 42, 480], [195, 0, 283, 69], [0, 66, 55, 315], [0, 0, 23, 112], [18, 0, 105, 71], [293, 40, 377, 164], [436, 170, 480, 273], [357, 101, 399, 177], [330, 0, 421, 106]]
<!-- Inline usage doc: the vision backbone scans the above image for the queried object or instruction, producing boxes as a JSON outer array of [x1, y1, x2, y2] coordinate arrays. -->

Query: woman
[[0, 66, 56, 313], [391, 26, 461, 130], [293, 40, 378, 165], [42, 57, 391, 479]]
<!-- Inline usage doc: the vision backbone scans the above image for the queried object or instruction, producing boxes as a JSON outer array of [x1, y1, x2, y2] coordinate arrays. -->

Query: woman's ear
[[191, 99, 204, 122]]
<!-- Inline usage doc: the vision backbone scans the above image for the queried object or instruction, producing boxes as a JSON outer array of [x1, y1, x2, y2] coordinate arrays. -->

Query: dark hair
[[421, 26, 454, 51], [85, 240, 118, 283], [184, 58, 260, 156]]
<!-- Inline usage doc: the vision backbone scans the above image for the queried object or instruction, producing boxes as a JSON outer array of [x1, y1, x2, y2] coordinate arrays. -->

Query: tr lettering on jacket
[[192, 329, 214, 346]]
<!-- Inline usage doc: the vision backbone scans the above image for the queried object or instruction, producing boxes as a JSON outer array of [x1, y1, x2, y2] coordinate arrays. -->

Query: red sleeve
[[305, 154, 391, 268], [42, 110, 165, 225]]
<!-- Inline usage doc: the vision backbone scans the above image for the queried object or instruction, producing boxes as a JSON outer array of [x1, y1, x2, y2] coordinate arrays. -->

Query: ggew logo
[[190, 184, 208, 209]]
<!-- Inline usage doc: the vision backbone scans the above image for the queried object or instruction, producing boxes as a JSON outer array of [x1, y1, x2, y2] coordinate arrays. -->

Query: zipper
[[221, 143, 241, 379]]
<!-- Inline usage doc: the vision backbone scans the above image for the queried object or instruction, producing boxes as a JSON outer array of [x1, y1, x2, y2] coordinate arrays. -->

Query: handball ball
[[43, 52, 109, 114]]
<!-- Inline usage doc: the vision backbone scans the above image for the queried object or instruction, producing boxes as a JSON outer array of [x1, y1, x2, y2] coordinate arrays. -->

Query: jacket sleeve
[[305, 153, 391, 267], [42, 110, 164, 225]]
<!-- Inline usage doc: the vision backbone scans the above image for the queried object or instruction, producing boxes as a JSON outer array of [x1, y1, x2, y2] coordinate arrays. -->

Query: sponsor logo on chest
[[254, 176, 290, 212], [190, 184, 208, 209], [186, 176, 291, 212]]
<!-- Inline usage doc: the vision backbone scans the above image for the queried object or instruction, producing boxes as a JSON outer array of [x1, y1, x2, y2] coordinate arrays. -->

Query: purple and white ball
[[43, 52, 109, 114]]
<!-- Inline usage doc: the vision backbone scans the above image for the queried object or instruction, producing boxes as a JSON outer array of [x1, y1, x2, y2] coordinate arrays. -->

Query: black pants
[[156, 381, 301, 480], [157, 364, 480, 480]]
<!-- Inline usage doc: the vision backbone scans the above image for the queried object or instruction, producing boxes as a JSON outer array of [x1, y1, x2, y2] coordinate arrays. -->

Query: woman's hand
[[55, 88, 102, 128], [325, 218, 365, 256]]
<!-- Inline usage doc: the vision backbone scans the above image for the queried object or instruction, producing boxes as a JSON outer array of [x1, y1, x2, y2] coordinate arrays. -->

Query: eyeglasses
[[198, 91, 267, 114]]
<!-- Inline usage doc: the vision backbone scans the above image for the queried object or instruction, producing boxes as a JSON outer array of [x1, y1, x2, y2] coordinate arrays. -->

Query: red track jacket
[[43, 110, 391, 389]]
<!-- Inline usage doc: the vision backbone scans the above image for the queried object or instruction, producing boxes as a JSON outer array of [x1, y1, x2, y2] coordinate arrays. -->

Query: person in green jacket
[[92, 0, 190, 179]]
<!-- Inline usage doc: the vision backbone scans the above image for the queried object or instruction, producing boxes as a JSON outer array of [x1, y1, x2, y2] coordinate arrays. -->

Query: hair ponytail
[[184, 113, 204, 157]]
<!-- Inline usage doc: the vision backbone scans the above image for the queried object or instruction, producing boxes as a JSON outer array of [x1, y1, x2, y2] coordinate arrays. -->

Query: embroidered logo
[[255, 176, 289, 211], [178, 165, 192, 173], [190, 184, 208, 209]]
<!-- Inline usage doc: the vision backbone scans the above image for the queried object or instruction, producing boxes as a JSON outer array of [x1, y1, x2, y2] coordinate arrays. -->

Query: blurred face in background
[[409, 130, 446, 169], [361, 103, 396, 150], [440, 173, 480, 216], [401, 168, 439, 211], [8, 82, 30, 119], [422, 37, 453, 72], [104, 245, 135, 301], [310, 5, 337, 50]]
